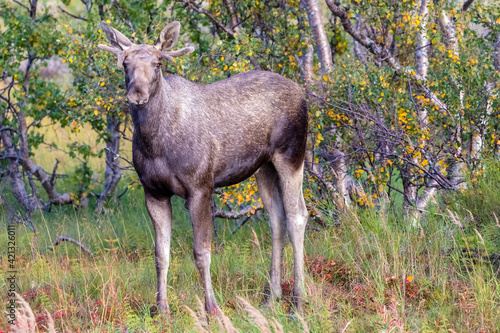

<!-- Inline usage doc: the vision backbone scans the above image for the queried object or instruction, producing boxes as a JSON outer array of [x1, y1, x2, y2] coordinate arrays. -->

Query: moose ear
[[100, 21, 133, 51], [155, 21, 181, 52]]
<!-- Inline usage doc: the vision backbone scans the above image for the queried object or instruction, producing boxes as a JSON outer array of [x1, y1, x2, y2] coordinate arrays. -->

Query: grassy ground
[[1, 165, 500, 332]]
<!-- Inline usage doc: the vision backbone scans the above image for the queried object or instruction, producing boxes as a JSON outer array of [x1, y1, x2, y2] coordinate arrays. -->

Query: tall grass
[[1, 166, 499, 332]]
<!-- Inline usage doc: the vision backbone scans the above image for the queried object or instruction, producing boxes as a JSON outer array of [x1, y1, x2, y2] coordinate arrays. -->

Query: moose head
[[98, 21, 194, 106]]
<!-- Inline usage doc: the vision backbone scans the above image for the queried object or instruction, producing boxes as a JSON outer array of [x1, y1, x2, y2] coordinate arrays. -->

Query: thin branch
[[231, 215, 252, 234], [462, 0, 476, 11], [178, 0, 236, 38], [104, 147, 133, 166], [112, 0, 134, 33], [0, 194, 35, 232], [0, 126, 17, 133], [12, 0, 30, 11], [57, 6, 87, 21], [324, 0, 400, 70], [49, 159, 59, 187]]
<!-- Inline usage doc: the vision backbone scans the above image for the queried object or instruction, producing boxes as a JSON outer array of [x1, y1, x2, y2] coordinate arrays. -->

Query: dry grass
[[184, 296, 309, 333], [7, 293, 55, 333]]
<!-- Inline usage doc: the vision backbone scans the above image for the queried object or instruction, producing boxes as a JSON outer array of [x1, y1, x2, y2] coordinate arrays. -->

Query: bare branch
[[324, 0, 400, 71], [179, 0, 236, 38], [0, 194, 35, 233], [215, 205, 262, 219], [104, 147, 132, 166], [0, 126, 17, 133], [57, 6, 88, 21], [462, 0, 476, 12], [12, 0, 30, 12], [49, 159, 59, 187], [231, 214, 252, 234], [112, 0, 134, 33]]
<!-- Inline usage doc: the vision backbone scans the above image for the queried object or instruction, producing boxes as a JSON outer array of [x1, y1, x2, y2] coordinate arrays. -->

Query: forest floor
[[1, 165, 500, 332]]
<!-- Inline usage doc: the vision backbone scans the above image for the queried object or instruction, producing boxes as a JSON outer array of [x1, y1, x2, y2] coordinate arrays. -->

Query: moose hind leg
[[255, 163, 286, 303], [273, 157, 308, 312], [188, 189, 219, 314], [145, 193, 172, 314]]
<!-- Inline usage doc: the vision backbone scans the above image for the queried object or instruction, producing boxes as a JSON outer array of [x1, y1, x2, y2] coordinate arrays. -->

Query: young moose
[[98, 21, 309, 314]]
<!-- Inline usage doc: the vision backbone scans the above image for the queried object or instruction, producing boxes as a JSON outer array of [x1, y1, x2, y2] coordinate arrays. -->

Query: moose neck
[[130, 76, 174, 140]]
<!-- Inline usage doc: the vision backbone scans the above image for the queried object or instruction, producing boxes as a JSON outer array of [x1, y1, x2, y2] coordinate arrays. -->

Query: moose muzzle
[[127, 82, 150, 106]]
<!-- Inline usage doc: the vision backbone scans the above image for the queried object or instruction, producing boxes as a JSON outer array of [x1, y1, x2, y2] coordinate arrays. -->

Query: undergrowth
[[0, 165, 499, 332]]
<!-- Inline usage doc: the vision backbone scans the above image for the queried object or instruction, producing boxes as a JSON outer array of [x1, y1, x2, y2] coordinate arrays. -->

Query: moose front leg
[[145, 193, 172, 314], [188, 189, 219, 314]]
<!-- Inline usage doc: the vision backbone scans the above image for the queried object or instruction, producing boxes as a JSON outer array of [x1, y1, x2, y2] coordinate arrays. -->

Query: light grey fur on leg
[[145, 193, 172, 314], [255, 163, 287, 302]]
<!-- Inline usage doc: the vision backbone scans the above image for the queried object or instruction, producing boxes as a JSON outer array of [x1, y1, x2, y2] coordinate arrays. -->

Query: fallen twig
[[215, 205, 262, 219], [49, 236, 93, 256]]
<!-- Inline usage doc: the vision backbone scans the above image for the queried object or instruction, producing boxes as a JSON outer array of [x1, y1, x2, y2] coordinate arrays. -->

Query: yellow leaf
[[406, 276, 413, 282], [100, 82, 105, 86]]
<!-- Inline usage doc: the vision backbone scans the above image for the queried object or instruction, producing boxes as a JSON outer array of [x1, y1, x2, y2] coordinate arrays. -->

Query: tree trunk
[[17, 46, 72, 207], [223, 0, 239, 33], [411, 0, 433, 223], [437, 9, 467, 190], [1, 130, 34, 213], [299, 43, 314, 89], [303, 0, 333, 73], [95, 115, 122, 214], [320, 127, 351, 211], [352, 14, 368, 66], [329, 149, 351, 211]]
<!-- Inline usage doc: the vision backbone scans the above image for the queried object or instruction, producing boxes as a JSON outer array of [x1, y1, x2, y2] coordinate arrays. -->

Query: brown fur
[[97, 21, 309, 314]]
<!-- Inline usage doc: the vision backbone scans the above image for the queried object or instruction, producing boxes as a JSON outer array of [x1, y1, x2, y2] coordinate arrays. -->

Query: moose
[[98, 21, 309, 314]]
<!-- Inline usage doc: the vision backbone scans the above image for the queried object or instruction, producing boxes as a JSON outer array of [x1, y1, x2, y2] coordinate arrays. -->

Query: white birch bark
[[303, 0, 333, 73]]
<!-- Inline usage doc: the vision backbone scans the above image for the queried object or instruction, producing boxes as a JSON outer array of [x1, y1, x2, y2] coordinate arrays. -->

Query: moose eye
[[156, 63, 162, 69]]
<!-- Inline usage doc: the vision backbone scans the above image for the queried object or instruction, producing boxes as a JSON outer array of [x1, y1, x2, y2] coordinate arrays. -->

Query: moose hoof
[[262, 285, 282, 306], [151, 302, 170, 317]]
